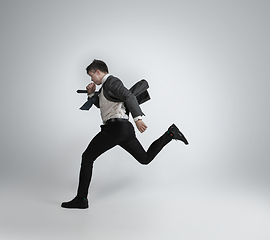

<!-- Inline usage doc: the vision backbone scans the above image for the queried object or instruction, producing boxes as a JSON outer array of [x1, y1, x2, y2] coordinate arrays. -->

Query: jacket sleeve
[[108, 78, 145, 118]]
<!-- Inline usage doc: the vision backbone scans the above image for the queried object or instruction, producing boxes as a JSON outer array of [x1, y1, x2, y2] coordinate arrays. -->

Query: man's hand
[[135, 119, 148, 133], [86, 83, 96, 95]]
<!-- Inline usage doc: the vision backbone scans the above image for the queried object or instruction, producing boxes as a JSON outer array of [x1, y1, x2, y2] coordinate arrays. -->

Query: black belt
[[105, 118, 129, 124]]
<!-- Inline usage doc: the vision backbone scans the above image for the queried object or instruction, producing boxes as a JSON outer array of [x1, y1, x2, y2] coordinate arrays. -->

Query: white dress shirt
[[89, 74, 142, 124]]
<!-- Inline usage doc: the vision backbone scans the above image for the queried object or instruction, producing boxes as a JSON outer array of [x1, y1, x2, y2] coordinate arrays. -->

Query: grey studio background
[[1, 0, 270, 239]]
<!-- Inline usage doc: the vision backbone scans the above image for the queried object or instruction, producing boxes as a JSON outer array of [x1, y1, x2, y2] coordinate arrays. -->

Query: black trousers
[[77, 121, 172, 198]]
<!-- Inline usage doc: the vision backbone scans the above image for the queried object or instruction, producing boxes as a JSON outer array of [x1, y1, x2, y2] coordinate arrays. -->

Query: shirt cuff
[[88, 92, 95, 98], [133, 116, 143, 122]]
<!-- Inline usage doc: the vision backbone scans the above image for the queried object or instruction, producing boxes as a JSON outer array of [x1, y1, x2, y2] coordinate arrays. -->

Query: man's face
[[88, 70, 103, 85]]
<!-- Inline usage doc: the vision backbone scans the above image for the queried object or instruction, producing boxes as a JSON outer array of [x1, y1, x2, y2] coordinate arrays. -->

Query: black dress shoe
[[168, 123, 189, 145], [61, 197, 89, 209]]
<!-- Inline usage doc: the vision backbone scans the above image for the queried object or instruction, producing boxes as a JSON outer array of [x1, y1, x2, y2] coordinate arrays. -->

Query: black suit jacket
[[80, 75, 150, 118]]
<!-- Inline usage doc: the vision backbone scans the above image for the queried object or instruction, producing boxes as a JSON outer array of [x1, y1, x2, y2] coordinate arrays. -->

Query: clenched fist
[[135, 119, 148, 133], [86, 83, 96, 95]]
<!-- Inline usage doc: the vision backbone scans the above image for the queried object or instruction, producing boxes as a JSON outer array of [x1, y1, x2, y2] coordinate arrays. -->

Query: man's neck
[[101, 73, 111, 85]]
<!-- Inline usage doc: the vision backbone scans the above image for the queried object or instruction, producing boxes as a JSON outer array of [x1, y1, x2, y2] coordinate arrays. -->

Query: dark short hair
[[86, 59, 109, 74]]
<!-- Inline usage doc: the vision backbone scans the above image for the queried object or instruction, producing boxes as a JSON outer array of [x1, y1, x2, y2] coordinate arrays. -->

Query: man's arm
[[107, 78, 145, 117], [107, 78, 147, 133]]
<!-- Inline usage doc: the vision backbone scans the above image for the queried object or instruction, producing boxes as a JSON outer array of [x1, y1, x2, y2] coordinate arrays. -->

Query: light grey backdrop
[[1, 1, 270, 239]]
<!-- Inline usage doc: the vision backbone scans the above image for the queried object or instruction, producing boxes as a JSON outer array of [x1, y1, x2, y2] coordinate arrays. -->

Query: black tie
[[80, 88, 102, 110]]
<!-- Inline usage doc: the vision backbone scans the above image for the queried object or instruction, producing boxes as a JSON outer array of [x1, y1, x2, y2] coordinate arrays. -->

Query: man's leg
[[119, 123, 188, 164], [62, 124, 125, 208], [119, 126, 172, 165], [76, 127, 118, 198]]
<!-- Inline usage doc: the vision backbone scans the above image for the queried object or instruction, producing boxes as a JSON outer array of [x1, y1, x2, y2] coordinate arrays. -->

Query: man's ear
[[96, 69, 101, 75]]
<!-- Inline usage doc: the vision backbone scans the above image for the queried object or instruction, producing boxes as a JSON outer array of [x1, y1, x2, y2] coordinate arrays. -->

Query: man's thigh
[[83, 126, 119, 160]]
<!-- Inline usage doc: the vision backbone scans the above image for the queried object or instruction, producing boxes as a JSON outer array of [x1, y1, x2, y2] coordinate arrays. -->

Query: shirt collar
[[101, 74, 111, 85]]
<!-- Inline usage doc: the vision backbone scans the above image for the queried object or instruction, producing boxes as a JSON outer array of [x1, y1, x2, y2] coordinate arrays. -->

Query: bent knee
[[141, 162, 150, 165], [138, 157, 151, 165]]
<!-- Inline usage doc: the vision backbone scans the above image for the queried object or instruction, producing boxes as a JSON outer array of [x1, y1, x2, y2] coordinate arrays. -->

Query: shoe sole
[[178, 130, 189, 145], [61, 205, 89, 209]]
